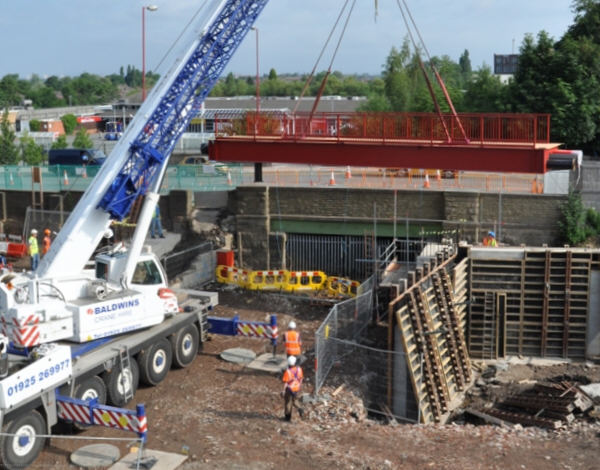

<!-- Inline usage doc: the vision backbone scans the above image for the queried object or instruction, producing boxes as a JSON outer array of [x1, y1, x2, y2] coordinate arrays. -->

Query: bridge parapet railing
[[215, 111, 551, 146]]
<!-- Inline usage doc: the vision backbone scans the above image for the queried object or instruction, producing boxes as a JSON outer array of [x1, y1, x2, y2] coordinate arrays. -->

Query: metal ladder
[[118, 347, 134, 403]]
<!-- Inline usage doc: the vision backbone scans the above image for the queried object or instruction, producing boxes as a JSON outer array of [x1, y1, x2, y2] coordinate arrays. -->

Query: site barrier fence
[[314, 275, 375, 395], [314, 335, 418, 423], [215, 265, 360, 297]]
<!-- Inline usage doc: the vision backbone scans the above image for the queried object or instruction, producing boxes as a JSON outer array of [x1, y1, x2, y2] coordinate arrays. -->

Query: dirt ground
[[28, 286, 600, 470]]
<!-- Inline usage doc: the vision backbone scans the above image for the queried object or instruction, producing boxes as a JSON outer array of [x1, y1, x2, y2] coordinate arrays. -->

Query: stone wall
[[228, 186, 567, 268]]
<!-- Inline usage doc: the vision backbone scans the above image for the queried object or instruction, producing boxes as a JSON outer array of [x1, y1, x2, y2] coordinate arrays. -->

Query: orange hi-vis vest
[[284, 330, 301, 356], [282, 366, 304, 393], [42, 236, 51, 255]]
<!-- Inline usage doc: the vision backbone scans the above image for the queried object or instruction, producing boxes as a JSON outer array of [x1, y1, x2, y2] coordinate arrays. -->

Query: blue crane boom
[[37, 0, 269, 280], [99, 0, 269, 219]]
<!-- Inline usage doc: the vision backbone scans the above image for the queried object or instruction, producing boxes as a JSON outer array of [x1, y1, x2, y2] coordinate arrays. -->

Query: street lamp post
[[142, 5, 158, 102], [250, 27, 262, 183], [251, 27, 260, 115]]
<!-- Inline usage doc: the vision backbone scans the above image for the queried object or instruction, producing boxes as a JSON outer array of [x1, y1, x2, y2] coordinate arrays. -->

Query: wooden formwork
[[467, 247, 600, 360], [389, 250, 472, 424]]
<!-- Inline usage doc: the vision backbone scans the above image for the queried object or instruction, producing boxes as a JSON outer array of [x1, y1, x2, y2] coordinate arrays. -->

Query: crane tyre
[[170, 324, 199, 369], [138, 338, 172, 386], [104, 357, 139, 407], [0, 409, 46, 470], [72, 376, 107, 431]]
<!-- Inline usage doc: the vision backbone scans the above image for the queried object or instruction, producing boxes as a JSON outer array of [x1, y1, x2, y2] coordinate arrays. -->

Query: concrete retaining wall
[[228, 186, 567, 269]]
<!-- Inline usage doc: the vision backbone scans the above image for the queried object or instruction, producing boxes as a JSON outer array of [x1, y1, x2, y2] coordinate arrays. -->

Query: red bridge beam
[[209, 138, 561, 174]]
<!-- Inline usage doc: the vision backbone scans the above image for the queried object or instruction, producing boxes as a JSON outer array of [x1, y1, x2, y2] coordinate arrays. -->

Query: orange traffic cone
[[423, 174, 431, 189], [63, 170, 69, 186], [82, 166, 87, 178], [531, 178, 537, 194], [329, 171, 336, 186], [345, 166, 352, 180], [227, 171, 232, 186], [436, 169, 442, 182]]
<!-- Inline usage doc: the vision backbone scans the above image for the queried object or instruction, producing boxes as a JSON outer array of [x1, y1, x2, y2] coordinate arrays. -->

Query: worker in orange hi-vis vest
[[42, 229, 52, 256], [482, 230, 498, 247], [284, 321, 302, 358], [281, 355, 304, 422]]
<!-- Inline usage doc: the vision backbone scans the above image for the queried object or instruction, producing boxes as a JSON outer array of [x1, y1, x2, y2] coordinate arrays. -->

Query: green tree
[[19, 133, 45, 165], [458, 49, 472, 84], [0, 108, 18, 164], [559, 191, 589, 245], [29, 119, 41, 132], [463, 66, 508, 112], [268, 68, 277, 81], [51, 134, 68, 149], [72, 127, 93, 148], [61, 114, 78, 135]]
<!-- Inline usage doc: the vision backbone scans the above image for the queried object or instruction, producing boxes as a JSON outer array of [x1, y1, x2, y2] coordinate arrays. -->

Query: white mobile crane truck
[[0, 1, 270, 468]]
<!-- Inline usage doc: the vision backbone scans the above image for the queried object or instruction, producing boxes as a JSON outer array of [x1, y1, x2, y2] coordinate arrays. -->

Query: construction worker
[[150, 205, 165, 239], [281, 355, 303, 422], [28, 229, 39, 271], [42, 229, 52, 256], [483, 230, 498, 247], [284, 320, 302, 358]]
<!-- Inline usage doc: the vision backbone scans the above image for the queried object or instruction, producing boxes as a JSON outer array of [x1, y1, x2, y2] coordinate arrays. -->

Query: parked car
[[178, 155, 228, 176], [48, 148, 106, 176]]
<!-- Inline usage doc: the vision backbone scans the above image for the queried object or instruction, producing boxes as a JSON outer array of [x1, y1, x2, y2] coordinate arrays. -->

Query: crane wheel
[[0, 409, 46, 470], [170, 324, 199, 369], [103, 358, 139, 407], [138, 338, 173, 386], [72, 376, 107, 431]]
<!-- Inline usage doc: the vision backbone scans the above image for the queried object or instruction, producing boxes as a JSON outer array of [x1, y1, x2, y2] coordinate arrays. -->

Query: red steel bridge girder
[[209, 139, 560, 174]]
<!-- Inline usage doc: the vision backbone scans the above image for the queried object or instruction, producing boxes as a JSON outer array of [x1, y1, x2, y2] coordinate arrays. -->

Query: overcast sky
[[0, 0, 576, 79]]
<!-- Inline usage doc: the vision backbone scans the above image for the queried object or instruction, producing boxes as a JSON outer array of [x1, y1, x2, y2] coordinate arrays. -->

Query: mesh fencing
[[315, 336, 419, 423], [315, 274, 421, 423], [315, 275, 374, 393], [24, 207, 70, 239]]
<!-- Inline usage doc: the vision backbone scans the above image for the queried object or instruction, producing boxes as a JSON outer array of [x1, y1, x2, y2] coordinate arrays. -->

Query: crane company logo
[[87, 308, 94, 315], [94, 299, 140, 315]]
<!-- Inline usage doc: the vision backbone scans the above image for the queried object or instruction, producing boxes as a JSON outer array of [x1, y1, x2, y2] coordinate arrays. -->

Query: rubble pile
[[485, 381, 595, 429], [300, 385, 368, 425], [466, 363, 600, 430]]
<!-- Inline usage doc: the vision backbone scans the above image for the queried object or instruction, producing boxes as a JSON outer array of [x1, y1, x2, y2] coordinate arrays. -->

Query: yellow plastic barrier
[[338, 278, 360, 297], [325, 276, 343, 296], [216, 266, 358, 297], [248, 269, 288, 290], [216, 265, 247, 286], [216, 265, 234, 283], [325, 276, 360, 297], [285, 270, 327, 293], [236, 269, 251, 288]]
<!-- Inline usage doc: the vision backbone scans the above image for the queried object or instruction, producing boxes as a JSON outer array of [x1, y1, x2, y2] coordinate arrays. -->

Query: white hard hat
[[31, 229, 37, 234], [288, 321, 296, 329], [287, 356, 297, 367]]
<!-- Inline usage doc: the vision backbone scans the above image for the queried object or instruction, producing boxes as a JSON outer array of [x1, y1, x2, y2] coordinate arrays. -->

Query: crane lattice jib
[[98, 0, 269, 220]]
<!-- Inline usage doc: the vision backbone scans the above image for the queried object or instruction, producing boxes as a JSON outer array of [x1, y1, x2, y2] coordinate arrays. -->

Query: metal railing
[[0, 164, 242, 192], [160, 242, 213, 281], [215, 111, 551, 146]]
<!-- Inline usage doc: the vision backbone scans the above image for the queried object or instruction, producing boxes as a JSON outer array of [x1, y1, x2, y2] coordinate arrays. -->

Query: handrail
[[214, 111, 551, 147]]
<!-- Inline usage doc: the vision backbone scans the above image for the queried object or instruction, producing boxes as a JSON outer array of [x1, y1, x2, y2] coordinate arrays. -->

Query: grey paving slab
[[220, 347, 256, 364], [246, 353, 288, 373], [109, 448, 188, 470], [71, 444, 120, 468]]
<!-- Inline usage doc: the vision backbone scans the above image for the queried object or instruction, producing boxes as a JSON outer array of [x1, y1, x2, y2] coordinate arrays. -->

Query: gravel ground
[[21, 288, 600, 469]]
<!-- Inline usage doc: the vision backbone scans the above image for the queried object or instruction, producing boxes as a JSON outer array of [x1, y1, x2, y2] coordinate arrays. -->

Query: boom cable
[[293, 0, 352, 114]]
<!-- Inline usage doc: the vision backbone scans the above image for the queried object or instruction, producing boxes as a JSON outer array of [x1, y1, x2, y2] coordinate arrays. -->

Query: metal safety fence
[[313, 336, 419, 423], [0, 164, 242, 193], [315, 275, 374, 394], [160, 242, 213, 281]]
